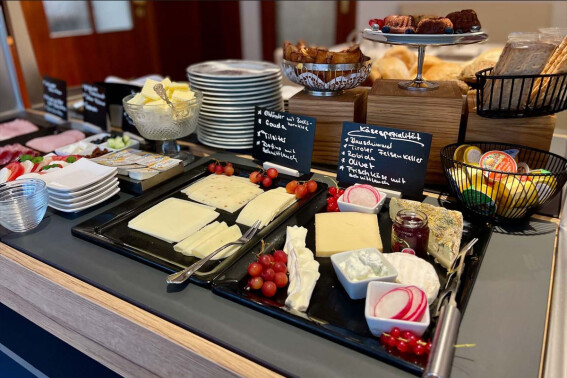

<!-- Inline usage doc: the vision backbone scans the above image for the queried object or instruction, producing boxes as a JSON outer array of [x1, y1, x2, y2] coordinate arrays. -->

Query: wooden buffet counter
[[0, 149, 559, 378]]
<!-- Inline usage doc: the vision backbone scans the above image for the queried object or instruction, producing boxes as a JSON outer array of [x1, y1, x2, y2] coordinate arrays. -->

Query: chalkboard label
[[103, 83, 140, 135], [252, 107, 316, 173], [42, 76, 67, 119], [337, 122, 432, 198], [82, 83, 107, 129]]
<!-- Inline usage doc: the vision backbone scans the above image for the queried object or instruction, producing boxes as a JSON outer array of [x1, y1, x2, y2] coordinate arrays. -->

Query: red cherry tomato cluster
[[247, 250, 289, 297], [380, 328, 431, 356], [207, 161, 234, 176], [285, 179, 318, 199], [326, 185, 344, 212], [249, 167, 278, 188], [368, 18, 385, 28]]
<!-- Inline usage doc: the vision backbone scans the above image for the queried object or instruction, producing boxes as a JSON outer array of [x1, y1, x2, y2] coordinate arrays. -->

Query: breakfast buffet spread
[[1, 9, 567, 376]]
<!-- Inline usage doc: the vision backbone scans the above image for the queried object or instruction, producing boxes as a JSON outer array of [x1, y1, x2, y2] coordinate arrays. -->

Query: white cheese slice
[[383, 252, 440, 302], [236, 187, 296, 228], [128, 198, 219, 243], [192, 224, 242, 260], [173, 221, 223, 256]]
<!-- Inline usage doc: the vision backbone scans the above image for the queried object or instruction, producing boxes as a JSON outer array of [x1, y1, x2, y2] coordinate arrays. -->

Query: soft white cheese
[[384, 252, 440, 302], [339, 249, 389, 282]]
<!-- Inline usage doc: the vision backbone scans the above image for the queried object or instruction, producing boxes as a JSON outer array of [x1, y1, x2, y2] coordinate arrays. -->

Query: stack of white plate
[[39, 159, 119, 213], [187, 60, 283, 150]]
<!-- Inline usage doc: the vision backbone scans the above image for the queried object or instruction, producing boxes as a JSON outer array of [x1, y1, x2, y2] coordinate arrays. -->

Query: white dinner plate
[[187, 60, 280, 79], [201, 101, 283, 112], [49, 181, 119, 207], [189, 82, 281, 95], [198, 131, 253, 142], [48, 187, 120, 213], [40, 159, 117, 192], [198, 127, 253, 137], [47, 174, 117, 198], [48, 178, 119, 203], [199, 113, 255, 122], [199, 120, 254, 129], [197, 136, 252, 150], [203, 94, 282, 105], [188, 75, 282, 87]]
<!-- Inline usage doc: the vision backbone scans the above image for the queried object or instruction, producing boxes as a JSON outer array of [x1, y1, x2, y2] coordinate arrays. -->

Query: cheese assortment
[[315, 212, 383, 257], [128, 198, 219, 243], [236, 187, 296, 229], [181, 174, 264, 213], [174, 222, 242, 260], [284, 226, 320, 312], [389, 198, 463, 270]]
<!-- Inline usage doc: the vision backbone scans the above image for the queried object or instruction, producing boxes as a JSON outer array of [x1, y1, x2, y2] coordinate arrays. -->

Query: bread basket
[[281, 56, 372, 96]]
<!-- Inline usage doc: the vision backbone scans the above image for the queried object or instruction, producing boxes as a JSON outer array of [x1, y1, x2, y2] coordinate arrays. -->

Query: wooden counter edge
[[0, 242, 280, 378]]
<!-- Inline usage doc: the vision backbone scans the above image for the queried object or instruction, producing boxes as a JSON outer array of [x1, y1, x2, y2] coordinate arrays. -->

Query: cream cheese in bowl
[[339, 249, 390, 281]]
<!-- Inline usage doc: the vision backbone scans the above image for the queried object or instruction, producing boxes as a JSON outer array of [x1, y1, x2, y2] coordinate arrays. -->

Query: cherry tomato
[[273, 250, 287, 264], [274, 272, 288, 288], [286, 180, 299, 194], [261, 281, 277, 297], [262, 176, 272, 188], [248, 276, 263, 290], [214, 164, 223, 174], [224, 165, 234, 176], [5, 162, 24, 181], [249, 171, 261, 183], [207, 162, 216, 173], [273, 261, 287, 274], [306, 180, 318, 193], [266, 168, 278, 179], [295, 184, 308, 199], [261, 268, 276, 282], [247, 262, 263, 277]]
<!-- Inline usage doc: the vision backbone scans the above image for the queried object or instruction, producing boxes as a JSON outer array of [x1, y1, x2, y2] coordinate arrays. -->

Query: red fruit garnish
[[258, 254, 273, 268], [401, 331, 414, 340], [390, 327, 401, 338], [328, 187, 337, 196], [262, 176, 272, 188], [247, 262, 263, 277], [249, 171, 261, 183], [266, 168, 278, 179], [207, 162, 216, 173], [327, 202, 338, 212], [274, 272, 288, 288], [224, 165, 234, 176], [376, 19, 385, 28], [338, 188, 345, 196], [286, 180, 299, 194], [396, 340, 409, 353], [273, 250, 287, 264], [214, 164, 223, 174], [414, 344, 426, 356], [273, 261, 287, 274], [261, 281, 277, 297], [249, 276, 263, 290], [369, 18, 378, 27], [261, 268, 276, 282], [306, 180, 318, 193], [295, 184, 308, 199], [327, 196, 337, 204]]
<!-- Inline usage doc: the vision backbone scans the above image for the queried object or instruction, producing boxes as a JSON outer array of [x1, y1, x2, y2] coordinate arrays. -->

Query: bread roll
[[383, 46, 417, 70], [374, 57, 411, 80], [409, 55, 443, 76]]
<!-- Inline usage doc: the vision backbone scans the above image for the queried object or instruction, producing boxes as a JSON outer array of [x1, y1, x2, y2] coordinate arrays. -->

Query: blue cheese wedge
[[389, 198, 463, 270]]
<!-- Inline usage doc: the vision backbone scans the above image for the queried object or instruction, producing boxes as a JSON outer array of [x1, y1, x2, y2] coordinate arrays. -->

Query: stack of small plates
[[40, 159, 119, 213], [187, 60, 283, 150]]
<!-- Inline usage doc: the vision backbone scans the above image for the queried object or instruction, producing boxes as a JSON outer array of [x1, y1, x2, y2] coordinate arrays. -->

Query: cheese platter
[[212, 190, 492, 375], [72, 158, 324, 285]]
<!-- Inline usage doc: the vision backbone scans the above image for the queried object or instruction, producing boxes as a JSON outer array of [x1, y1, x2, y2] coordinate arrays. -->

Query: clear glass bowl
[[123, 91, 203, 161], [0, 179, 49, 232]]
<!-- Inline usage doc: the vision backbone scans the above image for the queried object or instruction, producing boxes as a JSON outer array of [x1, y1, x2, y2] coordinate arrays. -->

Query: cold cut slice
[[26, 130, 85, 153]]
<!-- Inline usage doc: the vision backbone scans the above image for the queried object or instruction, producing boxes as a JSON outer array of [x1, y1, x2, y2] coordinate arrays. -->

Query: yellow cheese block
[[236, 187, 296, 228], [128, 198, 219, 243], [192, 224, 242, 260], [173, 221, 223, 256], [172, 90, 195, 103], [140, 79, 161, 100], [161, 77, 172, 90], [169, 81, 190, 91], [315, 213, 382, 257], [127, 93, 148, 105]]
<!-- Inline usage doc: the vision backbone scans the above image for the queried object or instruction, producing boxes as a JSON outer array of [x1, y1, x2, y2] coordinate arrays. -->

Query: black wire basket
[[441, 142, 567, 223], [475, 68, 567, 118]]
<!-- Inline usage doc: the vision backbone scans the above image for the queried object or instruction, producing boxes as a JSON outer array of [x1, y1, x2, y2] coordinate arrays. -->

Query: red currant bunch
[[380, 327, 431, 356]]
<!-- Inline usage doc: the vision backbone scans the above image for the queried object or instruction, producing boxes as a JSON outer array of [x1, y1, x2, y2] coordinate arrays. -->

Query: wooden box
[[465, 93, 556, 151], [288, 88, 368, 166], [367, 80, 465, 185]]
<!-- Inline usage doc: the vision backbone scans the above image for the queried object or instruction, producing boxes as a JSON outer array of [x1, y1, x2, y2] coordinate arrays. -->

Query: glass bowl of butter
[[123, 78, 202, 163]]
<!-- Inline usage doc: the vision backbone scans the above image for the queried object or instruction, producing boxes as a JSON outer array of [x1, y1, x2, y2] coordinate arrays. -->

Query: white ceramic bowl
[[337, 188, 387, 214], [365, 281, 430, 337], [330, 248, 398, 300]]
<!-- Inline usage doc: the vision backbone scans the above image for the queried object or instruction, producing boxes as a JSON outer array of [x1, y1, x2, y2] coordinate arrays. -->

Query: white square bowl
[[337, 188, 387, 214], [365, 281, 430, 337], [330, 248, 398, 300]]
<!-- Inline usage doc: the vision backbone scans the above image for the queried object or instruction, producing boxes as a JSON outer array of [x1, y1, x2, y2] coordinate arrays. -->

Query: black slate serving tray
[[212, 195, 492, 375], [72, 158, 325, 286]]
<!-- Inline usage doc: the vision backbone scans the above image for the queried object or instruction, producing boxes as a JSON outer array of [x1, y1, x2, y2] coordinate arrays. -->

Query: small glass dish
[[330, 248, 397, 300], [0, 178, 49, 232], [123, 91, 203, 163]]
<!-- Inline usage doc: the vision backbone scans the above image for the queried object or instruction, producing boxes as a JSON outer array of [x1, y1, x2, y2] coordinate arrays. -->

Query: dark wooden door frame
[[335, 1, 357, 44]]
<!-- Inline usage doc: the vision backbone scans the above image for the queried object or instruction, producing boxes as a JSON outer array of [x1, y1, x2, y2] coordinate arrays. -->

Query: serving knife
[[423, 238, 478, 378]]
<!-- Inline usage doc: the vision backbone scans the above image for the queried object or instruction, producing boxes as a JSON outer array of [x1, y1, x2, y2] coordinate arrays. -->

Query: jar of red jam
[[391, 209, 429, 259]]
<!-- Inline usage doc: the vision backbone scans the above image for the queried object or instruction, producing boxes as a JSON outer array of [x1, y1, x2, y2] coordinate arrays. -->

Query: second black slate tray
[[212, 198, 492, 375], [72, 158, 325, 286]]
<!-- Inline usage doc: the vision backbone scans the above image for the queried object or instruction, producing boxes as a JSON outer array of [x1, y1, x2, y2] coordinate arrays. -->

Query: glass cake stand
[[362, 29, 488, 91]]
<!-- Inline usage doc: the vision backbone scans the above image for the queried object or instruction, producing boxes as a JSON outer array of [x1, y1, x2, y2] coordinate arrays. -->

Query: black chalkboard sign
[[82, 83, 107, 129], [42, 76, 67, 119], [103, 83, 140, 135], [336, 122, 432, 198], [252, 107, 316, 174]]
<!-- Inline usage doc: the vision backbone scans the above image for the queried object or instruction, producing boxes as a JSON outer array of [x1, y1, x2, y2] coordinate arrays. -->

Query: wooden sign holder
[[366, 80, 464, 185], [288, 88, 368, 166]]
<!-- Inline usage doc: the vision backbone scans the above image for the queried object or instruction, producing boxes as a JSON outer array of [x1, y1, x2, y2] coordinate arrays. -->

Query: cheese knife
[[423, 237, 478, 378]]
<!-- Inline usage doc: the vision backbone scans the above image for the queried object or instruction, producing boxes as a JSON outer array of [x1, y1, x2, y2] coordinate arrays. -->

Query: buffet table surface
[[0, 151, 558, 378]]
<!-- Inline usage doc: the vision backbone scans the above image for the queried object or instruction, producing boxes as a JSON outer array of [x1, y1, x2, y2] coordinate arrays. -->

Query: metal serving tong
[[424, 238, 478, 378], [166, 220, 261, 285]]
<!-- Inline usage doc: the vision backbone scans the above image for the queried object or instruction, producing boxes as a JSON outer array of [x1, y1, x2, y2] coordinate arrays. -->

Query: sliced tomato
[[5, 162, 25, 181]]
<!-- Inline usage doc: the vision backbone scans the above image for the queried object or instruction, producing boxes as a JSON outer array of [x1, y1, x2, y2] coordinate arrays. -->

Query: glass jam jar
[[391, 209, 429, 259]]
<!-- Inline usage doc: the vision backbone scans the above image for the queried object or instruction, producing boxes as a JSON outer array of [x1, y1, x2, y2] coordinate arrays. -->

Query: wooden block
[[366, 80, 464, 185], [465, 93, 556, 151], [288, 88, 368, 165]]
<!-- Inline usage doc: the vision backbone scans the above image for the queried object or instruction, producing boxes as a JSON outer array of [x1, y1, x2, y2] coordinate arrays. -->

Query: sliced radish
[[358, 184, 382, 199], [407, 297, 427, 322], [374, 288, 413, 320], [402, 286, 426, 321], [343, 186, 355, 202], [348, 186, 379, 207]]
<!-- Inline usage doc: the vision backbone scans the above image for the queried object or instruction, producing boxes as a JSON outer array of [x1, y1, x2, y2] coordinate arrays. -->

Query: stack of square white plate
[[186, 60, 283, 150], [41, 159, 119, 213]]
